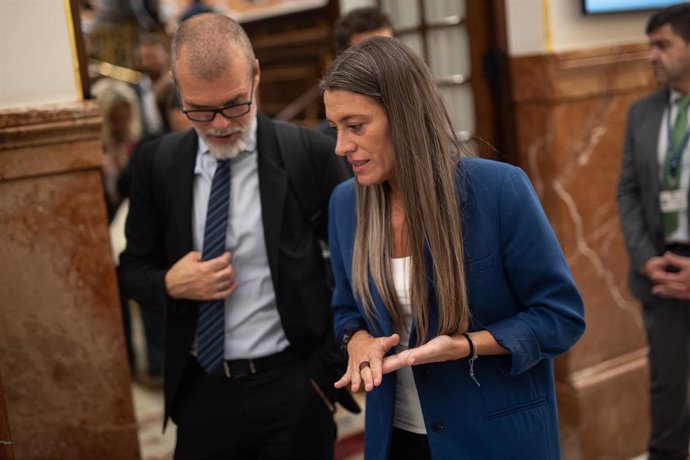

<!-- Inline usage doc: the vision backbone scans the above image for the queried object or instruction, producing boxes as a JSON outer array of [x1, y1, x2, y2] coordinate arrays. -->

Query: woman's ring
[[359, 361, 371, 372]]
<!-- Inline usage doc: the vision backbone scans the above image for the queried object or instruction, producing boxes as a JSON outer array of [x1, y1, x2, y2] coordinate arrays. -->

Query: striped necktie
[[196, 159, 231, 374]]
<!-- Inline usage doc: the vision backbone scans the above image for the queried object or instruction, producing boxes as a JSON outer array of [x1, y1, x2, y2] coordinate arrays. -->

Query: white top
[[391, 256, 427, 434], [657, 89, 690, 244]]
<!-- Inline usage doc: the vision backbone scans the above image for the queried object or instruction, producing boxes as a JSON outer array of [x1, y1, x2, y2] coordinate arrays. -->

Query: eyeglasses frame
[[179, 71, 256, 122]]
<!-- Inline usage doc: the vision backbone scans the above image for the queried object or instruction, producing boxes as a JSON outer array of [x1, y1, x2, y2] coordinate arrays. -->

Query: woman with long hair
[[322, 37, 585, 460], [92, 78, 142, 219]]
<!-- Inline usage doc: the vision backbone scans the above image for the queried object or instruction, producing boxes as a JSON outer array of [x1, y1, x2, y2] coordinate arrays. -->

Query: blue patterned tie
[[196, 159, 231, 374]]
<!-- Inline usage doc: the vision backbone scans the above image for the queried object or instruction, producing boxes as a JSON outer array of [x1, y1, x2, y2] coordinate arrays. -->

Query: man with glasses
[[118, 13, 351, 459]]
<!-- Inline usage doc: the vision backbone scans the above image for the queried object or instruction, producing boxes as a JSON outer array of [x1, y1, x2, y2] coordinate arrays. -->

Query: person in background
[[316, 6, 393, 139], [333, 6, 393, 53], [118, 13, 353, 459], [323, 37, 585, 460], [87, 0, 164, 69], [113, 84, 194, 385], [617, 4, 690, 459], [132, 33, 171, 136], [178, 0, 216, 23], [92, 77, 143, 376], [92, 78, 142, 220]]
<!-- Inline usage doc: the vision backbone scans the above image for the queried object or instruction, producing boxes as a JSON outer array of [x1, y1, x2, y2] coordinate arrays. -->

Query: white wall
[[339, 0, 375, 14], [0, 0, 80, 109], [507, 0, 650, 56]]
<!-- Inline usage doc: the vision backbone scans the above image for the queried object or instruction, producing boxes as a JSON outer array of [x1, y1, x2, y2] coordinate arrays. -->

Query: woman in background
[[322, 37, 585, 460], [92, 78, 142, 219]]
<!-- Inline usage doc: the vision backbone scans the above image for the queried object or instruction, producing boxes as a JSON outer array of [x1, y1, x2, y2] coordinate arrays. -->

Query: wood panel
[[242, 0, 339, 126]]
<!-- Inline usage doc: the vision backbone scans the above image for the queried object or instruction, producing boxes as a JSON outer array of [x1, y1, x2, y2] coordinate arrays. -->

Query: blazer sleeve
[[616, 102, 659, 273], [328, 182, 368, 345], [117, 139, 169, 313], [483, 167, 586, 376]]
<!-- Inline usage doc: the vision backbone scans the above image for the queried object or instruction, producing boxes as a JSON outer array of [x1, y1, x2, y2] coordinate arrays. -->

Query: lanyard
[[666, 101, 690, 186]]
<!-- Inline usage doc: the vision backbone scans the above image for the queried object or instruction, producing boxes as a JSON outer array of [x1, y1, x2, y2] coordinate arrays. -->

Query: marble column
[[0, 368, 14, 460], [0, 101, 140, 459], [508, 43, 656, 459]]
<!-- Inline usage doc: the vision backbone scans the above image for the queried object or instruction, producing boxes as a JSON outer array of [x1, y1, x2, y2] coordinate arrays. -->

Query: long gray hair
[[320, 37, 469, 343]]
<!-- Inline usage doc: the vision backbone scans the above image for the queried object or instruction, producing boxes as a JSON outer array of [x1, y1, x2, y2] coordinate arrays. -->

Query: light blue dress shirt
[[192, 117, 289, 359]]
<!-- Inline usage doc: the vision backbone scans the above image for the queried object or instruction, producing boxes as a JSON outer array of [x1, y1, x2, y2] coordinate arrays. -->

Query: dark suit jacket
[[617, 88, 673, 301], [118, 113, 350, 422]]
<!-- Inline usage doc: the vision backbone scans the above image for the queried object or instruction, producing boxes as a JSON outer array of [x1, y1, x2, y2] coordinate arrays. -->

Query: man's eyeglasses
[[180, 75, 255, 122]]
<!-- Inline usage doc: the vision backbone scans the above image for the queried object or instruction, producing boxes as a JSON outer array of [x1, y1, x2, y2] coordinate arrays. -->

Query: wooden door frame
[[375, 0, 515, 163]]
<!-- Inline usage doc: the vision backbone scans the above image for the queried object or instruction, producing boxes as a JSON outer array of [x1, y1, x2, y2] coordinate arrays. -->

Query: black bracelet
[[462, 332, 480, 387], [342, 327, 366, 352]]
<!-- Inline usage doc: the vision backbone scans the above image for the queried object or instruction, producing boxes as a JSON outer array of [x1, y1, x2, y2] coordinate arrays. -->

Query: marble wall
[[0, 101, 140, 459], [0, 369, 14, 460], [509, 43, 656, 459]]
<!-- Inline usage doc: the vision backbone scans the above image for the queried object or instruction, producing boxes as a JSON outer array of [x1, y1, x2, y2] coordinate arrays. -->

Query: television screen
[[583, 0, 686, 14]]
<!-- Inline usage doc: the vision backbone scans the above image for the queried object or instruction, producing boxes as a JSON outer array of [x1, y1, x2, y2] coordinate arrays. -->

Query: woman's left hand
[[381, 334, 468, 374]]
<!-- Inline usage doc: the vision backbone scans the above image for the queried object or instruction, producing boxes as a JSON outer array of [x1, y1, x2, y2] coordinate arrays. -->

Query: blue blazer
[[328, 158, 585, 460]]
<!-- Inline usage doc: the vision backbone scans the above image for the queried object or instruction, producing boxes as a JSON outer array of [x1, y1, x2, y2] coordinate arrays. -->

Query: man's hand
[[650, 252, 690, 299], [643, 256, 670, 282], [164, 251, 237, 300]]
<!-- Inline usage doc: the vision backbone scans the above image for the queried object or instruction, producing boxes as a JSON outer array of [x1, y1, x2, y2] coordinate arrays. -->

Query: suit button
[[432, 421, 444, 433], [419, 369, 431, 380]]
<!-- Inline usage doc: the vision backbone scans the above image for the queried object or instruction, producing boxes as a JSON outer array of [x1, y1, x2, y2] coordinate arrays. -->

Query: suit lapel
[[643, 90, 668, 192], [641, 90, 669, 238], [256, 114, 288, 287], [166, 130, 198, 261], [166, 120, 287, 288]]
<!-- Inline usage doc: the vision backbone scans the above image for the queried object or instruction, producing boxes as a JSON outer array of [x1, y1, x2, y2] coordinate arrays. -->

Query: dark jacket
[[617, 88, 675, 301], [118, 113, 351, 423]]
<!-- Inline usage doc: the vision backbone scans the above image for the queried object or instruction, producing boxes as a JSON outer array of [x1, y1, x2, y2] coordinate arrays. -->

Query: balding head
[[171, 13, 255, 81]]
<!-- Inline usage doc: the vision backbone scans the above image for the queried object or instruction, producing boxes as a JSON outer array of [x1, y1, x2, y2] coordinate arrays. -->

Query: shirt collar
[[669, 88, 688, 105]]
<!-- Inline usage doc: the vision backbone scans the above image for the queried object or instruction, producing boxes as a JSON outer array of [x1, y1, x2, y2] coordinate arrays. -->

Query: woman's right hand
[[335, 332, 400, 393]]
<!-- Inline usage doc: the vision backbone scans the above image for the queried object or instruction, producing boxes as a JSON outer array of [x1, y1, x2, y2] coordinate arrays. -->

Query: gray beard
[[197, 127, 250, 160]]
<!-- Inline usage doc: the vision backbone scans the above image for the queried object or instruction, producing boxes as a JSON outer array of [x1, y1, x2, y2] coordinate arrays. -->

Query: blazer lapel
[[256, 114, 288, 287], [166, 130, 198, 261]]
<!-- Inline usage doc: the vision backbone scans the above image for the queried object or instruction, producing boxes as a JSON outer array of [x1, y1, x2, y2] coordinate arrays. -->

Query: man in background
[[333, 6, 393, 53], [617, 4, 690, 459], [133, 33, 171, 135], [118, 13, 351, 459], [317, 6, 394, 138], [114, 84, 193, 384]]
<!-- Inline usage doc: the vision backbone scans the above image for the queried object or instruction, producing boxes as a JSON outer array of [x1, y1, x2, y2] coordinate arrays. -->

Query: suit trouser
[[643, 297, 690, 460], [172, 356, 336, 460]]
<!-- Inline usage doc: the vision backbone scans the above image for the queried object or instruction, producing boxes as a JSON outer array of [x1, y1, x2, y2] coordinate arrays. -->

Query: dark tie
[[196, 159, 231, 374], [663, 96, 690, 234]]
